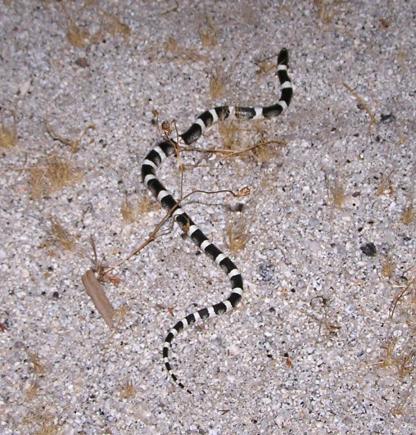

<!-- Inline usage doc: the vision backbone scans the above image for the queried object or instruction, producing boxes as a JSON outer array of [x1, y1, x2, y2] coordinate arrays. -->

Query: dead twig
[[106, 203, 179, 274], [45, 121, 95, 153], [182, 186, 251, 201], [180, 139, 286, 157], [343, 82, 377, 132]]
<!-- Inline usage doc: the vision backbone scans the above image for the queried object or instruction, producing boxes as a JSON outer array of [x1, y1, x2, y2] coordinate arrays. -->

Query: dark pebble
[[360, 242, 377, 257]]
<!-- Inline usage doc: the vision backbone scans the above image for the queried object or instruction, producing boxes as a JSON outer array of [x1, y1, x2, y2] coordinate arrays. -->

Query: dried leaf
[[82, 270, 115, 328]]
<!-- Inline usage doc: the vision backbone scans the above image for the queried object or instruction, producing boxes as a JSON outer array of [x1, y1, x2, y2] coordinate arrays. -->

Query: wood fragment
[[82, 269, 115, 329]]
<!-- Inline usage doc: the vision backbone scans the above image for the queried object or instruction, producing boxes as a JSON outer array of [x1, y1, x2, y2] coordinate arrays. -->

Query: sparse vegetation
[[27, 351, 46, 376], [199, 15, 218, 48], [119, 379, 136, 399], [0, 109, 17, 149], [381, 256, 396, 279], [401, 201, 414, 225], [121, 195, 137, 224], [329, 177, 346, 208], [163, 36, 207, 63], [45, 216, 77, 252], [209, 68, 226, 100], [375, 263, 416, 416], [376, 173, 394, 196], [28, 154, 82, 199], [313, 0, 343, 24], [343, 82, 377, 131], [45, 121, 95, 153], [226, 217, 249, 253], [218, 120, 240, 150], [61, 1, 131, 48]]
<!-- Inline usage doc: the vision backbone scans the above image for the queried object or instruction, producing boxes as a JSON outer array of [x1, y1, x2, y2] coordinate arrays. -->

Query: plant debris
[[81, 269, 115, 329]]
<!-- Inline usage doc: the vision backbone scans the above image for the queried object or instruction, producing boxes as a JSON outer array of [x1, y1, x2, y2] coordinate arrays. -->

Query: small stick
[[182, 186, 250, 201], [343, 82, 377, 131], [106, 204, 179, 273], [180, 139, 285, 157]]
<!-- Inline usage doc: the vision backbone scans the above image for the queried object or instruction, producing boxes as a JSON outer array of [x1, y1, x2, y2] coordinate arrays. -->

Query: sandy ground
[[1, 1, 415, 433]]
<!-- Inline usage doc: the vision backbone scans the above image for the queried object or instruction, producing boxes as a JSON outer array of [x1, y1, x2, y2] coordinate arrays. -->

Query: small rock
[[360, 242, 377, 257]]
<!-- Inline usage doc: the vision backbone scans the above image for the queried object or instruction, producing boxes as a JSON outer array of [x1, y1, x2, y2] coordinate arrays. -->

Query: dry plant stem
[[182, 188, 241, 201], [106, 204, 179, 273], [81, 270, 115, 329], [342, 82, 377, 131], [105, 186, 245, 274], [389, 279, 415, 318], [45, 121, 95, 153], [180, 167, 185, 201], [169, 125, 186, 201], [160, 0, 179, 15], [180, 139, 285, 157]]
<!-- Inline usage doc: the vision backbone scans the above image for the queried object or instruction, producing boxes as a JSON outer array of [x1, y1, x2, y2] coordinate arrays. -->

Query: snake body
[[141, 48, 292, 392]]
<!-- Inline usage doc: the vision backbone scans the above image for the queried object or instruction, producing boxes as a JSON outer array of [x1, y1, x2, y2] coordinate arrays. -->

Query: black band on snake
[[141, 48, 293, 393]]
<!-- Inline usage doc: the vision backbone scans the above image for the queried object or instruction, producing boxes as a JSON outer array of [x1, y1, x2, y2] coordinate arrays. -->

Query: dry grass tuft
[[343, 82, 377, 131], [309, 295, 341, 337], [21, 409, 60, 435], [209, 68, 226, 100], [113, 303, 129, 324], [34, 421, 60, 435], [218, 120, 240, 150], [0, 110, 17, 149], [379, 17, 391, 29], [226, 218, 249, 253], [45, 121, 95, 153], [381, 256, 396, 279], [121, 196, 137, 224], [329, 178, 346, 208], [240, 2, 259, 25], [119, 379, 136, 399], [138, 195, 159, 214], [27, 351, 45, 376], [183, 119, 286, 165], [199, 15, 218, 48], [378, 337, 416, 379], [376, 174, 394, 196], [251, 136, 286, 163], [377, 268, 416, 417], [255, 58, 276, 76], [313, 0, 341, 24], [66, 21, 90, 48], [63, 2, 131, 49], [28, 155, 82, 199], [121, 191, 166, 222], [401, 202, 414, 225], [102, 11, 131, 39], [0, 122, 17, 149], [163, 36, 207, 63], [48, 216, 77, 251], [25, 380, 40, 401]]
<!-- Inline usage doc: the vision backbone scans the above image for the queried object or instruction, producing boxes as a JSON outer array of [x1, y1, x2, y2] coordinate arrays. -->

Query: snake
[[141, 48, 293, 393]]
